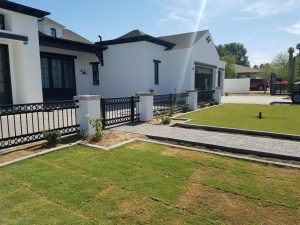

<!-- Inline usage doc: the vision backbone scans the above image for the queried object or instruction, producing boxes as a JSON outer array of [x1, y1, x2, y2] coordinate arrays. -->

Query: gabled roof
[[234, 64, 260, 74], [38, 17, 65, 28], [98, 30, 175, 49], [158, 30, 208, 50], [98, 29, 209, 50], [38, 17, 92, 44], [63, 29, 92, 44], [0, 0, 50, 18], [118, 30, 146, 39]]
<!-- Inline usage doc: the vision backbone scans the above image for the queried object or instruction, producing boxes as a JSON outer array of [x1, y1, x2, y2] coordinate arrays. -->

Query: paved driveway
[[221, 95, 292, 105], [113, 123, 300, 161]]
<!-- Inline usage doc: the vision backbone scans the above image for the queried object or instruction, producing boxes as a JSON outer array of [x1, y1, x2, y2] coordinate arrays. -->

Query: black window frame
[[0, 14, 5, 30], [217, 70, 222, 88], [153, 60, 161, 85], [50, 28, 57, 38], [90, 62, 100, 86]]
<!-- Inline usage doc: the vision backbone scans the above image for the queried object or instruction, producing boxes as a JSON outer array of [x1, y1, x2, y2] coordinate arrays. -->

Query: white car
[[295, 81, 300, 85]]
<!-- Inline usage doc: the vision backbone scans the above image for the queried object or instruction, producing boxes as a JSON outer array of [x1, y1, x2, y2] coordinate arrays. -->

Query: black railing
[[101, 96, 140, 127], [0, 100, 79, 150], [197, 90, 215, 104], [270, 84, 300, 95], [153, 93, 188, 115]]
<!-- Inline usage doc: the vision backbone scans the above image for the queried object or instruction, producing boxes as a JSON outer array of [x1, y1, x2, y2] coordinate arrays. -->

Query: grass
[[0, 141, 299, 224], [180, 104, 300, 135]]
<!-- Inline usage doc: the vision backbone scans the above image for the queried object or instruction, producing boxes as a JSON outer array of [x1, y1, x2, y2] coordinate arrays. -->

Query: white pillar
[[186, 90, 198, 111], [74, 95, 101, 135], [136, 92, 153, 122], [214, 88, 222, 104]]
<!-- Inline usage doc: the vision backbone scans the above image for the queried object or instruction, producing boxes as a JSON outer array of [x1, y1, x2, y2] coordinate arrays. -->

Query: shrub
[[88, 117, 103, 142], [43, 130, 61, 146], [161, 115, 171, 125]]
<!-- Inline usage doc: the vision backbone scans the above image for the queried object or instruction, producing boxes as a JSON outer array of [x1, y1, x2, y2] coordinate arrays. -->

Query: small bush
[[43, 130, 61, 146], [161, 116, 171, 125], [88, 117, 103, 142]]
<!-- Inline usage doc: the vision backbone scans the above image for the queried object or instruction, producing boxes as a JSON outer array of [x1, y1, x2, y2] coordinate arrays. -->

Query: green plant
[[161, 115, 171, 125], [43, 130, 61, 146], [88, 117, 103, 142]]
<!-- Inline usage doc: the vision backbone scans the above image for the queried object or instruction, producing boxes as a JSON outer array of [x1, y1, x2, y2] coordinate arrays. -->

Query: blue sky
[[16, 0, 300, 66]]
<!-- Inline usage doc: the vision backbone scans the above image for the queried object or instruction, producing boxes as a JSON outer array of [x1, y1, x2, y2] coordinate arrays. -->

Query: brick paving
[[112, 123, 300, 161]]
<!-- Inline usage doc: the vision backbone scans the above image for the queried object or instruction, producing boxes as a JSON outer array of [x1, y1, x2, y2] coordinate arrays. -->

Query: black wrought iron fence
[[153, 93, 188, 115], [0, 100, 79, 150], [270, 84, 300, 95], [101, 96, 140, 127], [197, 90, 215, 105]]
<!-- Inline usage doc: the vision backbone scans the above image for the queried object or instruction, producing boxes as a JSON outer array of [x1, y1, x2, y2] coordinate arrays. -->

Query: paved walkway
[[112, 123, 300, 161], [221, 95, 292, 105]]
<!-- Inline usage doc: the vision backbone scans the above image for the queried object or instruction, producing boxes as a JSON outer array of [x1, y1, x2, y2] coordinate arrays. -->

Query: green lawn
[[0, 141, 299, 224], [180, 104, 300, 135]]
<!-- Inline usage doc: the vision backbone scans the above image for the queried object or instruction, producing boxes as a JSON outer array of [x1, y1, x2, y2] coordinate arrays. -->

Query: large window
[[217, 70, 222, 88], [0, 14, 5, 30], [41, 53, 76, 101], [153, 60, 161, 85], [91, 62, 100, 86], [51, 28, 57, 38]]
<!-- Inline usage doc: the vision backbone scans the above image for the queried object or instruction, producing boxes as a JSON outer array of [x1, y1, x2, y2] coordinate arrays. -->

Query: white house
[[96, 30, 225, 99], [0, 1, 49, 105], [0, 0, 225, 105], [0, 1, 106, 105]]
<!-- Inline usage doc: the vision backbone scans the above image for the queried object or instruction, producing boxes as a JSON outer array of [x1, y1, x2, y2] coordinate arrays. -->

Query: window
[[41, 58, 50, 88], [218, 70, 222, 88], [153, 60, 161, 85], [0, 14, 5, 30], [91, 62, 100, 86], [51, 28, 57, 38]]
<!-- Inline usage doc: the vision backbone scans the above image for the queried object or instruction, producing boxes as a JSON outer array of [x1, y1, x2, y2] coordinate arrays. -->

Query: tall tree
[[221, 55, 236, 78], [271, 53, 289, 79], [217, 43, 250, 66]]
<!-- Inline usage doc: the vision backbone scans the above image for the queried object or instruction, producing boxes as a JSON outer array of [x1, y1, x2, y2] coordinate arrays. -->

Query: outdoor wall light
[[23, 41, 28, 45], [81, 70, 87, 75]]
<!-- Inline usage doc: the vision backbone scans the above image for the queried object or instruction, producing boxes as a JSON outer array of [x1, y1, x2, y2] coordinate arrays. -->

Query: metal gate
[[101, 96, 140, 127]]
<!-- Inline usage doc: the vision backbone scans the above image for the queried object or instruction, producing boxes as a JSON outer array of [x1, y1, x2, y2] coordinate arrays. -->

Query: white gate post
[[74, 95, 101, 135], [136, 92, 153, 122], [186, 90, 198, 111], [214, 88, 222, 104]]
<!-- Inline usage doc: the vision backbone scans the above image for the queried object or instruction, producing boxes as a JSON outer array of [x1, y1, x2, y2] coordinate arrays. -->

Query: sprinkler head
[[258, 112, 263, 119]]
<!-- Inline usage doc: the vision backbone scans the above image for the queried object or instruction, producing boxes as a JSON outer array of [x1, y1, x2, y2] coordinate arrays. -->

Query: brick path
[[112, 123, 300, 161]]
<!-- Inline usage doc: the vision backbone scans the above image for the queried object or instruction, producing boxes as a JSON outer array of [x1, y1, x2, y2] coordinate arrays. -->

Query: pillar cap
[[136, 92, 154, 96], [74, 95, 101, 101], [186, 90, 198, 93]]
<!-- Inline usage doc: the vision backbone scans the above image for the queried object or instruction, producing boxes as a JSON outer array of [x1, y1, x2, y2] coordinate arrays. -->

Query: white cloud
[[280, 21, 300, 35], [243, 0, 300, 17]]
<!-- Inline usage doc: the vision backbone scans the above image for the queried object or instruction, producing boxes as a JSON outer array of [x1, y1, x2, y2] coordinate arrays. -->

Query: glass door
[[0, 44, 12, 105]]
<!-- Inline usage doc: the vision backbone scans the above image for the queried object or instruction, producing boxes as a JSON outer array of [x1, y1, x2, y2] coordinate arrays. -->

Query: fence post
[[136, 92, 153, 122], [214, 88, 222, 104], [131, 96, 135, 122], [74, 95, 101, 135], [101, 97, 106, 128], [186, 90, 198, 111]]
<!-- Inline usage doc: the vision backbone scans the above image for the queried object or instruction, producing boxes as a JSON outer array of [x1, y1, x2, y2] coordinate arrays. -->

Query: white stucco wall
[[98, 31, 223, 98], [98, 41, 167, 98], [38, 21, 64, 38], [224, 78, 250, 94], [0, 8, 43, 104]]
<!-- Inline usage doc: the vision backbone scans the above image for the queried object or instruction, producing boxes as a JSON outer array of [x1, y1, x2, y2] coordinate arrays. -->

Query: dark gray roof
[[158, 30, 208, 49], [118, 30, 147, 39], [0, 0, 50, 18], [234, 64, 260, 74]]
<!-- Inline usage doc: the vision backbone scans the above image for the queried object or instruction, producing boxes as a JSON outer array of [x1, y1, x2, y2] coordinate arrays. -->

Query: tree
[[217, 43, 250, 66], [271, 53, 289, 79], [259, 63, 274, 93], [253, 65, 259, 69], [221, 55, 236, 78]]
